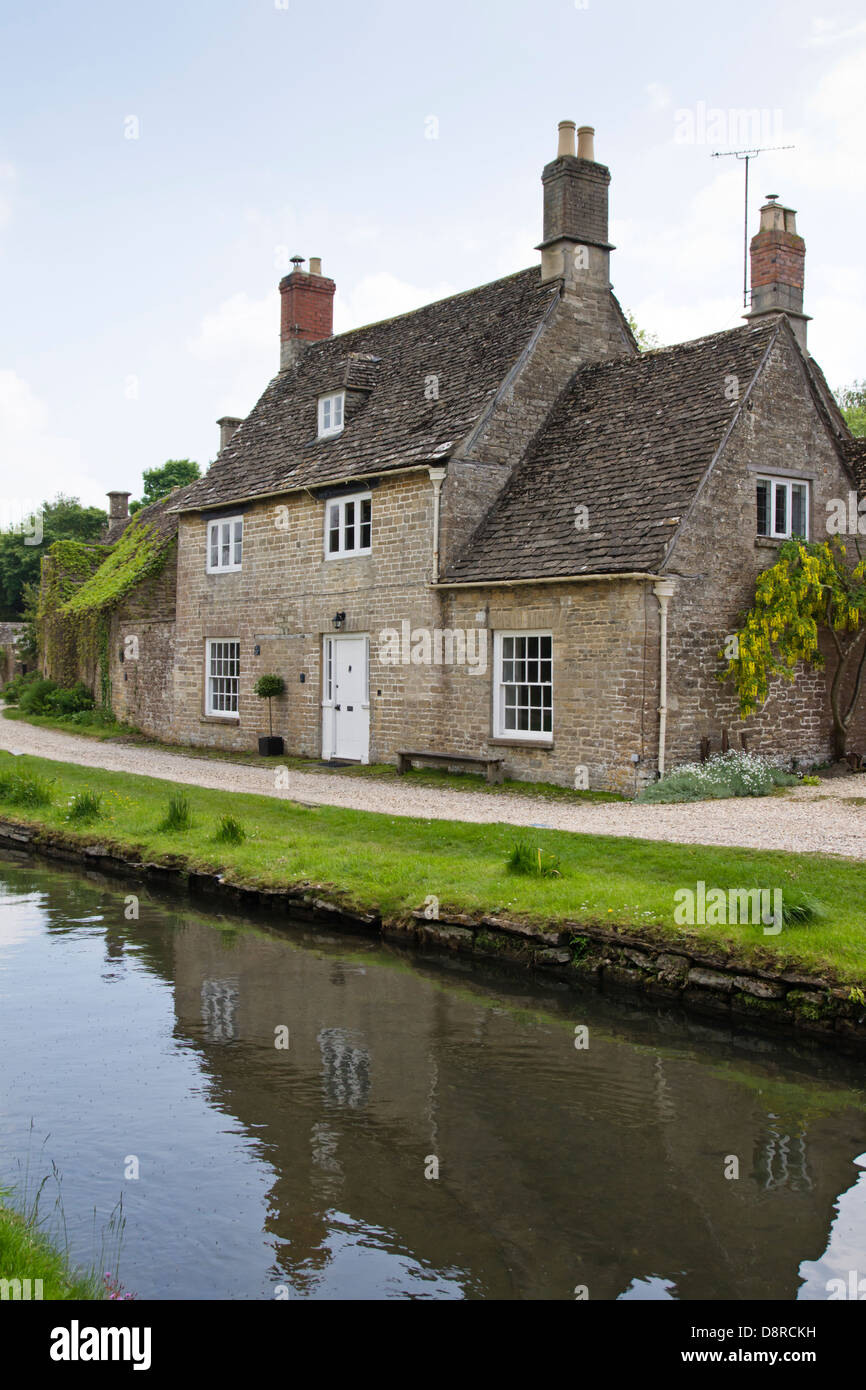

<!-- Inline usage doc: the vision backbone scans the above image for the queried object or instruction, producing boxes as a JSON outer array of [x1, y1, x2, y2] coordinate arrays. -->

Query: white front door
[[322, 636, 369, 762]]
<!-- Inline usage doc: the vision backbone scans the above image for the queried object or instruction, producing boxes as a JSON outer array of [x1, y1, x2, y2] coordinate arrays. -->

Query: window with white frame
[[494, 632, 553, 739], [756, 477, 809, 540], [325, 492, 372, 557], [206, 639, 240, 717], [206, 516, 243, 572], [318, 391, 345, 439]]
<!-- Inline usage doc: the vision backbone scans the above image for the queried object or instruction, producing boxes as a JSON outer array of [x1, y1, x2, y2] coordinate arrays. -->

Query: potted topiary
[[253, 674, 285, 755]]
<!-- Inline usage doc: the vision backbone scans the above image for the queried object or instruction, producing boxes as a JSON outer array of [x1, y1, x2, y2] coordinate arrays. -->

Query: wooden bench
[[396, 750, 504, 785]]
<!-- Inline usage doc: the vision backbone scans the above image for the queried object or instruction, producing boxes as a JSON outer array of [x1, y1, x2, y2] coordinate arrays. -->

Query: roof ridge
[[444, 314, 785, 583], [322, 265, 545, 343], [571, 317, 779, 381]]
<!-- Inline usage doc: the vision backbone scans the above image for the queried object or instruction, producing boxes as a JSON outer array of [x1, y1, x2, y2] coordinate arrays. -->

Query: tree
[[720, 537, 866, 759], [16, 582, 39, 662], [129, 460, 200, 513], [835, 380, 866, 438], [626, 311, 662, 353], [0, 495, 108, 620], [253, 674, 285, 736]]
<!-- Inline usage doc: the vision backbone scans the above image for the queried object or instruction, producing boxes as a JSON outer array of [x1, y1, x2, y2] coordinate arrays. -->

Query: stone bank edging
[[2, 818, 864, 1053]]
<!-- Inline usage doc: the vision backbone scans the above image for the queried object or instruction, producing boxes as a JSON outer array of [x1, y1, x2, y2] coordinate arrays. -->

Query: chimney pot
[[279, 257, 336, 370], [744, 195, 809, 350], [217, 416, 243, 452], [538, 121, 612, 285], [107, 491, 131, 521], [576, 125, 595, 161], [557, 120, 576, 158]]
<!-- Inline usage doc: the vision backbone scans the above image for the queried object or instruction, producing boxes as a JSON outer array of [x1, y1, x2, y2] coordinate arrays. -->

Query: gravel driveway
[[2, 717, 865, 859]]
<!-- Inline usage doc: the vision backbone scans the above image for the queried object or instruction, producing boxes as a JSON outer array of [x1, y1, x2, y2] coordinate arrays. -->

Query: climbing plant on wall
[[38, 540, 105, 689], [39, 515, 174, 710], [719, 537, 866, 759]]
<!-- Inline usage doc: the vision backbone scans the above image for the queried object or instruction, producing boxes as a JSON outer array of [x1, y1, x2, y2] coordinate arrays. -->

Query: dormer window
[[318, 391, 345, 439]]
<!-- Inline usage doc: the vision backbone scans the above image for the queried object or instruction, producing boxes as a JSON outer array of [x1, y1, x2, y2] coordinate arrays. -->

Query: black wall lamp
[[332, 612, 346, 630]]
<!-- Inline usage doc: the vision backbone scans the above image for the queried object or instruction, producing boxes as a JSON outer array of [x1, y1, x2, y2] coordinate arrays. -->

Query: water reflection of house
[[164, 916, 863, 1301]]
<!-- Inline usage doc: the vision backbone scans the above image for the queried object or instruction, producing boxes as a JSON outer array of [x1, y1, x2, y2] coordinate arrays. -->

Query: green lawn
[[1, 707, 622, 803], [0, 1195, 102, 1300], [0, 750, 864, 983]]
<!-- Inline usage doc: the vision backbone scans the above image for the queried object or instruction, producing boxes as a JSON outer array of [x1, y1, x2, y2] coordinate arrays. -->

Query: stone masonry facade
[[104, 321, 864, 792], [660, 329, 866, 771]]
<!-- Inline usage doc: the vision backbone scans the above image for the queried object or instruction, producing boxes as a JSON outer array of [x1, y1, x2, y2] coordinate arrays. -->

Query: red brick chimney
[[279, 256, 336, 370], [744, 196, 810, 351]]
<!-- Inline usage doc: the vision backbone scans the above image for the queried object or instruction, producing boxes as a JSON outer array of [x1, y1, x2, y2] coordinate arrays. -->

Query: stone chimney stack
[[538, 120, 613, 288], [279, 256, 336, 371], [105, 491, 131, 542], [744, 196, 810, 351], [217, 416, 243, 452]]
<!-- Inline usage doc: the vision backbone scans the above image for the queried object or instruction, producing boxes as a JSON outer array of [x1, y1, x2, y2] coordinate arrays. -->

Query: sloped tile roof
[[175, 267, 560, 511], [120, 481, 203, 542], [443, 318, 781, 582], [842, 439, 866, 492]]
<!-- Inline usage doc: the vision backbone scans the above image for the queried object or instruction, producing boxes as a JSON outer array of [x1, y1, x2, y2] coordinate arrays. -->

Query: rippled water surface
[[0, 853, 864, 1300]]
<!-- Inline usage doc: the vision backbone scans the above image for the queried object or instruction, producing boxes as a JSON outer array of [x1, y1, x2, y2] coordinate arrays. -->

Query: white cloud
[[626, 291, 743, 349], [186, 273, 458, 417], [610, 35, 866, 380], [334, 272, 456, 332], [646, 82, 672, 112], [796, 42, 866, 185], [0, 370, 102, 510], [612, 162, 744, 291], [801, 15, 866, 47], [187, 291, 273, 362], [186, 292, 276, 416], [0, 161, 17, 232]]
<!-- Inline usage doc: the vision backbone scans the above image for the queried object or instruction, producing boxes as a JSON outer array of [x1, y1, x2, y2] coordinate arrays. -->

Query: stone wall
[[110, 322, 864, 790], [109, 546, 179, 734], [660, 328, 866, 769], [0, 623, 26, 683], [430, 580, 650, 794], [168, 473, 653, 789], [4, 817, 862, 1054], [170, 473, 447, 755]]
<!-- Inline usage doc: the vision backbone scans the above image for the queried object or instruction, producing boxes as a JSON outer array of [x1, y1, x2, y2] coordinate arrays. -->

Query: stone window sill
[[200, 715, 240, 725], [488, 738, 554, 750]]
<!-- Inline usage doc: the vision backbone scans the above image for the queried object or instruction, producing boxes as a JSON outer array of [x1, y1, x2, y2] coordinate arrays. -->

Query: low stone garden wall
[[1, 816, 863, 1054]]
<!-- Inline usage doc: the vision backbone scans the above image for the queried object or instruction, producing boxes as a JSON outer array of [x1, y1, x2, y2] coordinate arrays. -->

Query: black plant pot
[[258, 736, 284, 756]]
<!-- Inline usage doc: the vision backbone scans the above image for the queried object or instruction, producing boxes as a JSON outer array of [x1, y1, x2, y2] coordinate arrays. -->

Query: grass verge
[[0, 751, 864, 983], [0, 1193, 102, 1300], [0, 707, 623, 803]]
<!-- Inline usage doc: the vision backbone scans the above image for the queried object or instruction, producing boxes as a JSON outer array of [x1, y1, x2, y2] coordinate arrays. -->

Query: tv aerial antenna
[[711, 145, 795, 307]]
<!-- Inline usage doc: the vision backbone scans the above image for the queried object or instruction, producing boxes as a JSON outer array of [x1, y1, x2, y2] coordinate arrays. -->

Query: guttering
[[168, 461, 441, 514], [652, 580, 676, 778], [428, 467, 447, 582], [433, 571, 665, 589]]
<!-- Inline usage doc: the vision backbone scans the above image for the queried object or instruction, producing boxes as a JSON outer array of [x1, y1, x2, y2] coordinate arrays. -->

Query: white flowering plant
[[637, 750, 798, 803]]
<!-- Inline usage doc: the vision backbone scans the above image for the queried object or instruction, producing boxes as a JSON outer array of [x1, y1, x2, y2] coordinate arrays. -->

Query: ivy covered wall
[[38, 515, 177, 713]]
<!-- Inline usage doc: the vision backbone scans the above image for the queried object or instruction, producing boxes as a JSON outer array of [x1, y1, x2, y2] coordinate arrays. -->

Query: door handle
[[335, 704, 341, 711]]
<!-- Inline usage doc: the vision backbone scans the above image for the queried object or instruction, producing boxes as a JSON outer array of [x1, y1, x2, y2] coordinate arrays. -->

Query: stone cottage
[[45, 121, 864, 791]]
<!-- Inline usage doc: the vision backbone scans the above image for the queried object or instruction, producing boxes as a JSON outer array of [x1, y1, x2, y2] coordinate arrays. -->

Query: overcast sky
[[1, 0, 864, 514]]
